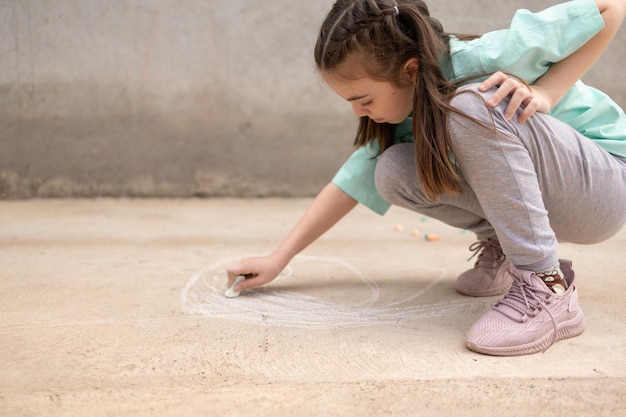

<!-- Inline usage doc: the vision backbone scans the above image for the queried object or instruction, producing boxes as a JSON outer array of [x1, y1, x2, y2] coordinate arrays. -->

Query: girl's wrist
[[270, 247, 295, 269]]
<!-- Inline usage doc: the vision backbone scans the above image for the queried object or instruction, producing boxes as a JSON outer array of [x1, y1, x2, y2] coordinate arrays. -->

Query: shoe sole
[[465, 310, 585, 356]]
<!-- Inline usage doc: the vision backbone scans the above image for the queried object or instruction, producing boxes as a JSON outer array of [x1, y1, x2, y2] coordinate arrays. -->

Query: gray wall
[[1, 0, 625, 198]]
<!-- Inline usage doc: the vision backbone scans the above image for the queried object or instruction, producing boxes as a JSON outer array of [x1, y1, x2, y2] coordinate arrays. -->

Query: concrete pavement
[[1, 198, 624, 416]]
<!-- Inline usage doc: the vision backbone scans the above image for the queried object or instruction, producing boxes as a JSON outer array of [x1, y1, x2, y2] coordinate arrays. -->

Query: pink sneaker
[[465, 259, 584, 356], [455, 238, 512, 297]]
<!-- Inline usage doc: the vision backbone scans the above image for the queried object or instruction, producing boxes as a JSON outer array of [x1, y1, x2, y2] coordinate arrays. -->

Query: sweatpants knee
[[374, 143, 417, 206]]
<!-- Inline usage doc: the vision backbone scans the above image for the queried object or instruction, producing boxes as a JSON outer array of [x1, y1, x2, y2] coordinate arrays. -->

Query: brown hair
[[314, 0, 472, 199]]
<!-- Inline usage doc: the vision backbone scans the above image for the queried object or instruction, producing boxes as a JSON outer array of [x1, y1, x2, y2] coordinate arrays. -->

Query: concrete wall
[[1, 0, 625, 198]]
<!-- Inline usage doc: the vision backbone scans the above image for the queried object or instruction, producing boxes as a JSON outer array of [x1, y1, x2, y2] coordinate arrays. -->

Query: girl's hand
[[225, 254, 287, 294], [479, 71, 552, 123], [224, 182, 357, 296]]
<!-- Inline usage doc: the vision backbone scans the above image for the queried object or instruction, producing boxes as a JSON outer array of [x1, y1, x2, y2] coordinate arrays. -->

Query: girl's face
[[323, 72, 415, 125]]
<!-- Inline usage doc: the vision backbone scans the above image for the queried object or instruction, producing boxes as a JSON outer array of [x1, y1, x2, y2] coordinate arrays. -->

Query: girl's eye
[[361, 100, 372, 106]]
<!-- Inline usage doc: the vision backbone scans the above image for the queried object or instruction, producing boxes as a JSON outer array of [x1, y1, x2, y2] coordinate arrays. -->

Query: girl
[[227, 0, 626, 356]]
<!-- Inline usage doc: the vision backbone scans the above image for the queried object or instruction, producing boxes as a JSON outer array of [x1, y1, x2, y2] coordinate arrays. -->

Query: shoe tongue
[[513, 268, 544, 288]]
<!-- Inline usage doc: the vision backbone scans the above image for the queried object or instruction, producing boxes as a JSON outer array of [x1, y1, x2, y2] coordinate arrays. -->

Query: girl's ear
[[402, 58, 419, 82]]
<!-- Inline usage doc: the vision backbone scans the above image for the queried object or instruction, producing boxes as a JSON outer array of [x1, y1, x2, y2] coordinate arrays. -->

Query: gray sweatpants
[[375, 84, 626, 272]]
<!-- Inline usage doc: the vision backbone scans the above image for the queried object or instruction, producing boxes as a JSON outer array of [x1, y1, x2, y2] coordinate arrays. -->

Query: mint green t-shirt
[[332, 0, 626, 215]]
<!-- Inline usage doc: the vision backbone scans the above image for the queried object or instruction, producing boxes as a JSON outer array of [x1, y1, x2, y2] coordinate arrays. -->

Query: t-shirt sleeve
[[331, 146, 391, 215], [450, 0, 605, 83]]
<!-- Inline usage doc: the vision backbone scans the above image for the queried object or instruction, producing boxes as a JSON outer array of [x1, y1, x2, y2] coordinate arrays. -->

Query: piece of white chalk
[[225, 275, 246, 298]]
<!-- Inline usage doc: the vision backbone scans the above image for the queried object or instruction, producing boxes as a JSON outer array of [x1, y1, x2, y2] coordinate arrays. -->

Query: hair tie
[[394, 5, 399, 15]]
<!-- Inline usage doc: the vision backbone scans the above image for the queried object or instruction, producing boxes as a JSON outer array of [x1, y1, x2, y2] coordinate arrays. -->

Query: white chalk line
[[180, 255, 471, 329]]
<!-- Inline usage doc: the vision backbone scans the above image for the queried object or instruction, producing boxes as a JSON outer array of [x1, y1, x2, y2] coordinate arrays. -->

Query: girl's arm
[[533, 0, 625, 107], [481, 0, 626, 121], [226, 182, 358, 292]]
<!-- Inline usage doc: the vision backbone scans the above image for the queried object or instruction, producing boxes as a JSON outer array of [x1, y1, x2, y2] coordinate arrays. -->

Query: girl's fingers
[[490, 79, 522, 107], [233, 274, 264, 292], [225, 266, 244, 286], [518, 100, 540, 123], [479, 71, 508, 92], [225, 262, 256, 285], [504, 91, 526, 119]]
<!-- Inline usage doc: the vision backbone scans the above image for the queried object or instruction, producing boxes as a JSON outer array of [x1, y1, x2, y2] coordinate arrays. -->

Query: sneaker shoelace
[[467, 238, 505, 268], [493, 269, 559, 351]]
